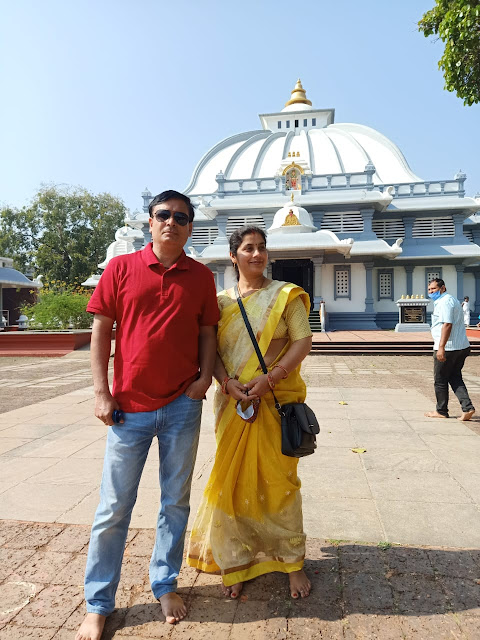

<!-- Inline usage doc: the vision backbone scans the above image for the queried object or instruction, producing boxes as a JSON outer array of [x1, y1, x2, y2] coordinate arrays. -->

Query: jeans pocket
[[184, 394, 203, 402]]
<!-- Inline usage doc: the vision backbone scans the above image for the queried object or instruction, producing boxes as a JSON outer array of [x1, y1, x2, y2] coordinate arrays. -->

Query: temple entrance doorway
[[272, 259, 313, 303]]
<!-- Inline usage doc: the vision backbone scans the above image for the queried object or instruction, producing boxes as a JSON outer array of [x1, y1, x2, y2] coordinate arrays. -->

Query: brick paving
[[1, 352, 480, 638], [1, 522, 480, 639]]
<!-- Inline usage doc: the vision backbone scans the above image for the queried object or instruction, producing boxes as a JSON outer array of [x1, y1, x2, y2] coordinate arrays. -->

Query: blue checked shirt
[[430, 292, 470, 351]]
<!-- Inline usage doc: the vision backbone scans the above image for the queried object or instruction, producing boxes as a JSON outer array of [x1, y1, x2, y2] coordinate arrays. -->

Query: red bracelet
[[273, 364, 289, 379], [221, 376, 232, 395], [267, 372, 275, 390]]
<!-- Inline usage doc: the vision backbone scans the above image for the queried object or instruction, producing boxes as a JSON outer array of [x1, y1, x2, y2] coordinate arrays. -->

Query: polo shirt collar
[[142, 242, 190, 271]]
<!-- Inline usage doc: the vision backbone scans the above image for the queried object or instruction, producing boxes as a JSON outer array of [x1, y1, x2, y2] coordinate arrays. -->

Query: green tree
[[419, 0, 480, 106], [0, 185, 126, 284]]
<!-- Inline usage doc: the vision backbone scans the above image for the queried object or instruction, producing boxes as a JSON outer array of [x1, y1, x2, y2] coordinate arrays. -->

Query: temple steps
[[310, 339, 480, 356]]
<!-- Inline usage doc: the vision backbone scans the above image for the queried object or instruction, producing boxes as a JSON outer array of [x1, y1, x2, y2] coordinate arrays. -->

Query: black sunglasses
[[152, 210, 190, 226]]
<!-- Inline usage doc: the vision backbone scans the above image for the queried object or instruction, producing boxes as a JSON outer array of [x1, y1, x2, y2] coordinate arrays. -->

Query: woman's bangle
[[267, 372, 275, 390], [273, 364, 289, 379], [221, 376, 232, 395]]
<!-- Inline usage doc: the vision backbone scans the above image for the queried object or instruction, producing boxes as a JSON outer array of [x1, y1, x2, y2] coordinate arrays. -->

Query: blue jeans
[[84, 393, 202, 615]]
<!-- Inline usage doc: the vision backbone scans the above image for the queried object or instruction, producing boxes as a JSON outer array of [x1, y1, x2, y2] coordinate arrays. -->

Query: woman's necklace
[[238, 276, 266, 299]]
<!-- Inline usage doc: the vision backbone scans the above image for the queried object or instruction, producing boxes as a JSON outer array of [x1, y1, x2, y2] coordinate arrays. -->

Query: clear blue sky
[[1, 0, 479, 214]]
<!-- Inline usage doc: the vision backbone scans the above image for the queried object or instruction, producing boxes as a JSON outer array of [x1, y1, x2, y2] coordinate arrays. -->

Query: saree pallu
[[187, 281, 310, 586]]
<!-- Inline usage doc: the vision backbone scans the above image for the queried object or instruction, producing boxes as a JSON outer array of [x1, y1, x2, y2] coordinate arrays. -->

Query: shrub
[[21, 281, 92, 329]]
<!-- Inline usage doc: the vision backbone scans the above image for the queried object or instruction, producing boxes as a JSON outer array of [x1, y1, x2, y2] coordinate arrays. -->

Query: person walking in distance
[[76, 190, 219, 640], [424, 278, 475, 422]]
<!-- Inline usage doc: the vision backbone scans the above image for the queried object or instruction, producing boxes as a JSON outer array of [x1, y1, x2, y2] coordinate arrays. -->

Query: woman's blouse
[[218, 288, 312, 343]]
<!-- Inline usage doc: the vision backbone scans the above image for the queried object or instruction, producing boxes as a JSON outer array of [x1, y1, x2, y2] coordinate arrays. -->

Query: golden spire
[[284, 79, 312, 108]]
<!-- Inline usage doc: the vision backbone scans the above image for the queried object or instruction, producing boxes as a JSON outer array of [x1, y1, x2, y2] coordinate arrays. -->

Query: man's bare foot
[[75, 613, 106, 640], [289, 570, 311, 599], [158, 592, 187, 624], [424, 411, 448, 419], [458, 409, 475, 421], [221, 581, 243, 599]]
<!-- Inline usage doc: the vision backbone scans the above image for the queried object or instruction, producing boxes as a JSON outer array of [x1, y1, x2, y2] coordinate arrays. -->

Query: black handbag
[[235, 287, 319, 458]]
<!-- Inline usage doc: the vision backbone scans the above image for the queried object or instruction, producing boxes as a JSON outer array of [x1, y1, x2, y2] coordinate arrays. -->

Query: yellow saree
[[187, 280, 310, 586]]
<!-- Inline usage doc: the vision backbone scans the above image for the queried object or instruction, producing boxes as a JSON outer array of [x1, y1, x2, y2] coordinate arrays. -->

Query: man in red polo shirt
[[77, 190, 219, 640]]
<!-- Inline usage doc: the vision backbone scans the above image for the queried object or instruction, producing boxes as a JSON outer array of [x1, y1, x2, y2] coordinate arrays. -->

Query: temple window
[[378, 269, 394, 300], [191, 227, 219, 246], [312, 118, 316, 126], [412, 216, 454, 238], [372, 219, 405, 239], [295, 119, 299, 128], [321, 211, 363, 233], [286, 121, 290, 128], [226, 215, 266, 237], [303, 119, 307, 126], [278, 121, 282, 129], [334, 265, 351, 300]]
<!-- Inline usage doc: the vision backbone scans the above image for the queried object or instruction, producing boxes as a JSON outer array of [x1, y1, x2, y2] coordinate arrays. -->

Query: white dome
[[185, 122, 422, 196]]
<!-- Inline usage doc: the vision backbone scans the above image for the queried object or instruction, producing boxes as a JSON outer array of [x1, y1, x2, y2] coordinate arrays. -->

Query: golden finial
[[296, 151, 300, 157], [290, 192, 294, 202], [288, 152, 291, 157], [285, 78, 312, 108]]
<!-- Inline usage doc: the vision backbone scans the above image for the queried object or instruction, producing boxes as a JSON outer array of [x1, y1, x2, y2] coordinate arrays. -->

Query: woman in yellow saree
[[187, 226, 313, 599]]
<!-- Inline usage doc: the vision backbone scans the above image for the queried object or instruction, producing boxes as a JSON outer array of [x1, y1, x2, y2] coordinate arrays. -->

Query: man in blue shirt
[[425, 278, 475, 421]]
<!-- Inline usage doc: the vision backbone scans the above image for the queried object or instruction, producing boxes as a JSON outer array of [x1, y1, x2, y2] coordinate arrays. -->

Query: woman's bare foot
[[158, 592, 187, 624], [75, 613, 106, 640], [289, 570, 311, 599], [458, 409, 475, 421], [424, 411, 448, 419], [221, 581, 243, 599]]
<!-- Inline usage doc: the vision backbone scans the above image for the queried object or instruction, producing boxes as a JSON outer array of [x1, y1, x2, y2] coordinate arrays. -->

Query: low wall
[[0, 330, 93, 357]]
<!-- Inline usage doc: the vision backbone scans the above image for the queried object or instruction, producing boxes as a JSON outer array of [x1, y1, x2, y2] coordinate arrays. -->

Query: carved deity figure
[[282, 209, 300, 226]]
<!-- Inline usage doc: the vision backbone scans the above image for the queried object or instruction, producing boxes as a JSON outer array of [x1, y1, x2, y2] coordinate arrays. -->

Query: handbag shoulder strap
[[235, 285, 282, 414]]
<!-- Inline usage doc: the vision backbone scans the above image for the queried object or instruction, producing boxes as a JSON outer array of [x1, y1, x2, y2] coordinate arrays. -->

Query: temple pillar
[[455, 264, 465, 300], [311, 255, 324, 310], [404, 265, 414, 296], [364, 261, 375, 314], [474, 270, 480, 318], [216, 264, 226, 291], [360, 208, 376, 240]]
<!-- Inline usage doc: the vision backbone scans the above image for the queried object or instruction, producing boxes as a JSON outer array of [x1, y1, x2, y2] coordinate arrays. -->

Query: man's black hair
[[148, 190, 195, 222], [429, 277, 446, 288]]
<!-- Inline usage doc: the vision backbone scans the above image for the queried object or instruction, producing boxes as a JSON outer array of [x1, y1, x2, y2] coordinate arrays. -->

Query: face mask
[[428, 291, 442, 301]]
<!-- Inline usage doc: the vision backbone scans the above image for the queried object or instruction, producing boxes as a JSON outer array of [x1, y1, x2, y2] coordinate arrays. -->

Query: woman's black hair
[[229, 225, 267, 280]]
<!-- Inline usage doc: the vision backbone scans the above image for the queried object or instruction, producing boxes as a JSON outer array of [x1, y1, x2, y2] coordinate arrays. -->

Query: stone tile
[[0, 423, 66, 439], [23, 458, 104, 485], [350, 420, 413, 434], [169, 594, 237, 640], [437, 450, 480, 473], [0, 438, 33, 455], [68, 439, 107, 459], [362, 450, 447, 472], [304, 538, 340, 573], [0, 548, 36, 581], [342, 572, 395, 613], [0, 626, 58, 639], [229, 600, 289, 640], [21, 438, 92, 459], [13, 585, 84, 628], [399, 614, 463, 639], [9, 551, 73, 584], [118, 555, 149, 590], [456, 614, 480, 638], [51, 554, 87, 585], [0, 521, 30, 546], [422, 434, 480, 455], [0, 483, 97, 522], [44, 525, 91, 553], [303, 498, 384, 543], [191, 569, 224, 599], [0, 457, 61, 484], [439, 577, 480, 616], [343, 613, 404, 639], [377, 501, 480, 547], [406, 419, 479, 435], [391, 574, 449, 614], [384, 547, 434, 576], [5, 523, 66, 550], [125, 529, 155, 557], [339, 545, 386, 574], [349, 431, 428, 451], [316, 428, 358, 448], [288, 617, 345, 639], [301, 469, 372, 501], [427, 549, 480, 579], [366, 470, 472, 503], [55, 490, 100, 525], [447, 471, 480, 503]]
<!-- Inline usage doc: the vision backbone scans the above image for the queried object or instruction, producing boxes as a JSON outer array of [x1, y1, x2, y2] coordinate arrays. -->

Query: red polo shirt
[[86, 243, 219, 412]]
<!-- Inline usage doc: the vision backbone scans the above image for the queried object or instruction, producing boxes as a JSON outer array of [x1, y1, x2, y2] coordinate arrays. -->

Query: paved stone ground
[[1, 353, 480, 638], [1, 522, 480, 639]]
